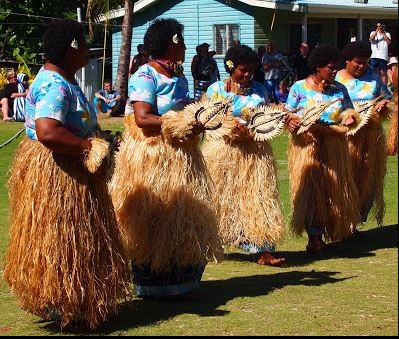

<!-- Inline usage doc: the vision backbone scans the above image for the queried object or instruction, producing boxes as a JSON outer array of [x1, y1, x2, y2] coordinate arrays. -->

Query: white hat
[[387, 56, 398, 67]]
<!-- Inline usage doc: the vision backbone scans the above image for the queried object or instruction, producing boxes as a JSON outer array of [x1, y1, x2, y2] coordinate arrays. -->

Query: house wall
[[112, 0, 255, 97]]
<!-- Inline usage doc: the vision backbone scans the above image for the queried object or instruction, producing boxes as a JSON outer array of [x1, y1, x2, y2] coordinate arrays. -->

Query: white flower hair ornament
[[70, 38, 79, 50], [172, 34, 179, 44], [226, 60, 234, 70]]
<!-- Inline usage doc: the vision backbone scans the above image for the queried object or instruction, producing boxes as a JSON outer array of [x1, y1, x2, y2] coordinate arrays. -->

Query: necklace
[[224, 77, 252, 96], [154, 59, 184, 76], [311, 75, 334, 93]]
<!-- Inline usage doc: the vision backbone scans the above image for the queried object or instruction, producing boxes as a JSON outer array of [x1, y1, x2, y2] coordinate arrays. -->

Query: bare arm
[[133, 101, 162, 134], [36, 118, 91, 159]]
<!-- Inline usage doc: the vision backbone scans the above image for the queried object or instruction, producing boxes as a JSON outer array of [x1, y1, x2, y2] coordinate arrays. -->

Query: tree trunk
[[114, 0, 134, 100]]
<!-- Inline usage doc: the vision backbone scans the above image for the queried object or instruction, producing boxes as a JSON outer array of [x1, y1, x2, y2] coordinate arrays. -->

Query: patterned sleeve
[[377, 77, 393, 100], [338, 83, 354, 110], [35, 82, 70, 124], [285, 82, 301, 111], [129, 66, 156, 105], [206, 81, 222, 101]]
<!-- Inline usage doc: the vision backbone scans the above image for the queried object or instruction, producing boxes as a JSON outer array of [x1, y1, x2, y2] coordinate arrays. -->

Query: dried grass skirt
[[288, 128, 360, 242], [3, 138, 130, 330], [202, 137, 286, 250], [348, 116, 386, 225], [109, 117, 222, 276]]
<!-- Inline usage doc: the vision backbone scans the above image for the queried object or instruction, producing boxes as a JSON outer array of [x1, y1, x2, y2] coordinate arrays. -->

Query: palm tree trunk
[[114, 0, 134, 100]]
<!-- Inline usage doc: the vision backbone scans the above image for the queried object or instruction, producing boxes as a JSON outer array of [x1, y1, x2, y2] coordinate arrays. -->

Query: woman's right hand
[[285, 113, 301, 133]]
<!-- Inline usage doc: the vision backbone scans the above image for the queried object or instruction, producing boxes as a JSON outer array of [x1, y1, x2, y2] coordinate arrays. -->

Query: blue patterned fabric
[[25, 68, 97, 140]]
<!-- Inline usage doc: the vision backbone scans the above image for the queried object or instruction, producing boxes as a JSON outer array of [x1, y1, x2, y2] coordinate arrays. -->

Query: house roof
[[101, 0, 397, 20]]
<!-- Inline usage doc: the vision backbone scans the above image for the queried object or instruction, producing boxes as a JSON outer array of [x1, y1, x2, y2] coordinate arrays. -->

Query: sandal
[[257, 251, 286, 266], [3, 117, 14, 122]]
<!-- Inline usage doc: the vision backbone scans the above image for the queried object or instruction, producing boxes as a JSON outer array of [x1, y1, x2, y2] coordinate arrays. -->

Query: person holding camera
[[369, 22, 391, 85]]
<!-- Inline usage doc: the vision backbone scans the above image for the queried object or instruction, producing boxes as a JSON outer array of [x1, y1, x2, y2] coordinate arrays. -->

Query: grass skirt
[[348, 115, 386, 225], [3, 138, 130, 330], [109, 116, 222, 274], [202, 137, 286, 249], [288, 127, 360, 242], [387, 96, 398, 156]]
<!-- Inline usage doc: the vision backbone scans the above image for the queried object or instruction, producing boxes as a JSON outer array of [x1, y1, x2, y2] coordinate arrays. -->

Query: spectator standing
[[253, 46, 266, 83], [13, 73, 29, 122], [128, 43, 149, 78], [369, 22, 391, 85], [293, 42, 310, 81], [387, 56, 398, 94], [93, 80, 122, 117], [191, 42, 213, 101], [208, 49, 220, 84], [262, 40, 282, 103], [0, 71, 19, 121]]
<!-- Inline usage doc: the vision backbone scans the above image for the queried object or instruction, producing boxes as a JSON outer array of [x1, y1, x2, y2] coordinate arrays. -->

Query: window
[[213, 24, 240, 56]]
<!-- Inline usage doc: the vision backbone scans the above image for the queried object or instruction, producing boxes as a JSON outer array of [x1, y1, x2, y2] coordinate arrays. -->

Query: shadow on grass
[[38, 269, 350, 335], [225, 224, 398, 268]]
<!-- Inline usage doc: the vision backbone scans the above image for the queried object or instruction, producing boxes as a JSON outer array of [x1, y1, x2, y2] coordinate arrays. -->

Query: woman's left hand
[[375, 99, 389, 113], [192, 121, 205, 136]]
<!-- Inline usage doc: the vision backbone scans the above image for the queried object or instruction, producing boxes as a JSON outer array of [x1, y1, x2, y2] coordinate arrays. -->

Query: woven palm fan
[[246, 105, 287, 141], [297, 98, 342, 134], [161, 97, 233, 142], [346, 95, 384, 136]]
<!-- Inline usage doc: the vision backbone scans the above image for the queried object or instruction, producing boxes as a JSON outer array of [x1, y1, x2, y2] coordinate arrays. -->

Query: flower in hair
[[226, 60, 234, 70], [70, 38, 79, 50], [172, 34, 179, 44]]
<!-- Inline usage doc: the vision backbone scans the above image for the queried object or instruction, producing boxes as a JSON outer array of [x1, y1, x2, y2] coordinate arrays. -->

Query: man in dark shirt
[[0, 71, 18, 121], [293, 42, 310, 81]]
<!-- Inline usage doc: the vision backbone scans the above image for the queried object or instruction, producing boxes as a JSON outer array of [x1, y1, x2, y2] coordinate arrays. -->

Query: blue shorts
[[369, 58, 388, 72]]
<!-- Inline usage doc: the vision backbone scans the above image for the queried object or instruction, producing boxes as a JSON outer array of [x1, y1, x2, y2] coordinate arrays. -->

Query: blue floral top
[[206, 80, 268, 117], [128, 64, 191, 115], [335, 69, 392, 102], [285, 80, 354, 124], [25, 68, 97, 140]]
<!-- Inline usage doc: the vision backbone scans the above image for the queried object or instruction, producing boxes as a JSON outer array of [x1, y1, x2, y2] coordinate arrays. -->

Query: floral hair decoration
[[70, 38, 79, 50], [226, 60, 234, 70]]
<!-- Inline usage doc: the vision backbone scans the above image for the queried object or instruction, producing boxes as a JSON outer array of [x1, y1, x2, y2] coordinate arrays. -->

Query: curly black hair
[[224, 44, 258, 74], [43, 19, 84, 67], [307, 44, 342, 73], [342, 41, 371, 61], [144, 18, 184, 59]]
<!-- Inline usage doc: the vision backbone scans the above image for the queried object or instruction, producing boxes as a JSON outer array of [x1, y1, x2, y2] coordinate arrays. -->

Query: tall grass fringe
[[109, 115, 222, 273], [202, 125, 286, 249], [387, 92, 398, 156], [3, 138, 131, 330], [288, 126, 360, 242], [348, 108, 388, 225]]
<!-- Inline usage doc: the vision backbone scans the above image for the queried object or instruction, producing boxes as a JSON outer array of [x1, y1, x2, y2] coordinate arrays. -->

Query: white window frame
[[213, 24, 240, 57]]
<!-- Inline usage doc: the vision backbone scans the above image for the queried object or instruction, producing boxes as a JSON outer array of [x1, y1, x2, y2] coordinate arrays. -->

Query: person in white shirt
[[369, 22, 391, 85]]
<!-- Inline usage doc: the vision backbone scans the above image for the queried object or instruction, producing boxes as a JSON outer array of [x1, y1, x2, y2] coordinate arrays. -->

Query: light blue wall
[[112, 0, 255, 97]]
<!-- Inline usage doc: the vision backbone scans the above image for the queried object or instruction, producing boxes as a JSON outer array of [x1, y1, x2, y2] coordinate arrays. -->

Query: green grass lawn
[[0, 120, 397, 336]]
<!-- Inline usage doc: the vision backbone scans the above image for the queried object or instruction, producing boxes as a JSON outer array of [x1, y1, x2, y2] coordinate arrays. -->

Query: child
[[275, 79, 289, 104]]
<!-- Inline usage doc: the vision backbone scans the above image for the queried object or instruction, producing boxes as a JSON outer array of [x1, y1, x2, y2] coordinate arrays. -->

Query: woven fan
[[346, 95, 383, 136], [297, 98, 342, 134], [247, 105, 287, 141], [188, 96, 233, 130]]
